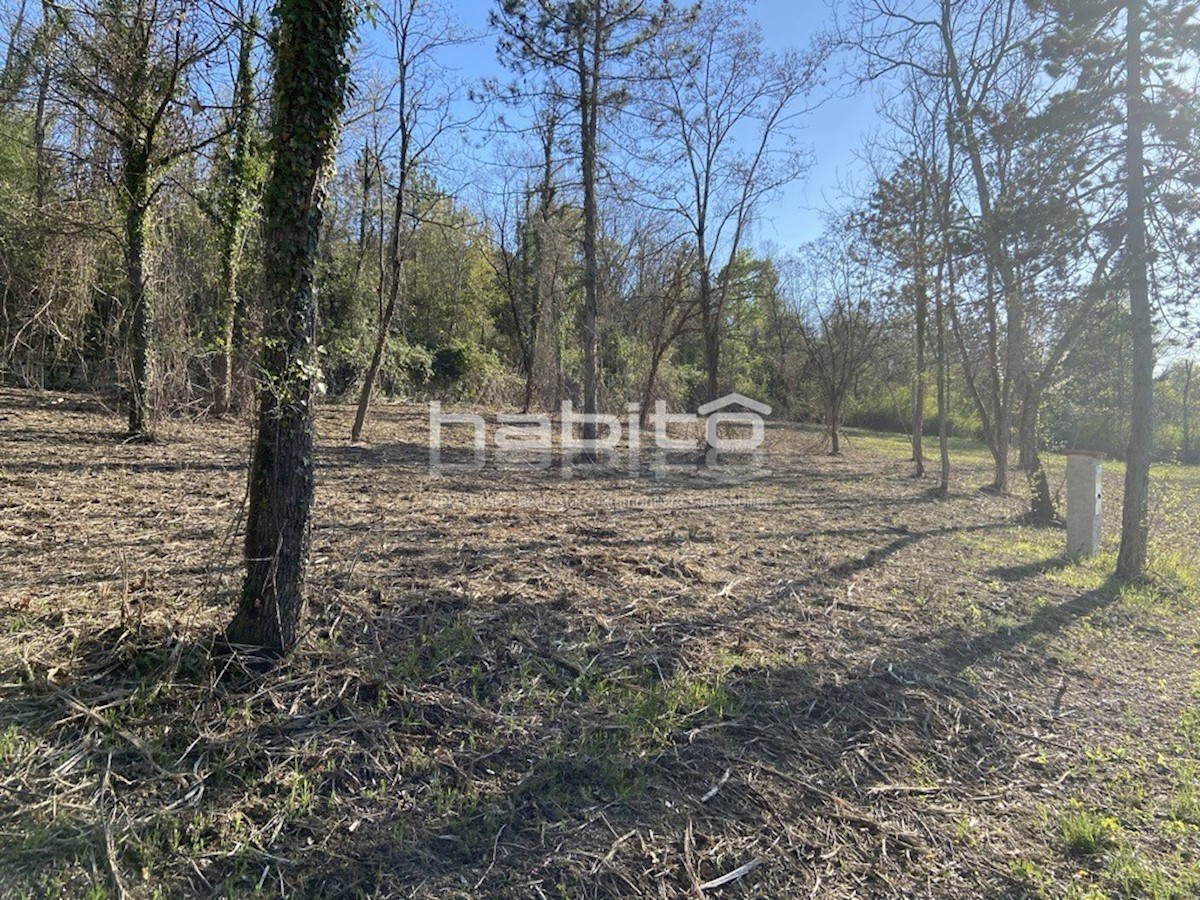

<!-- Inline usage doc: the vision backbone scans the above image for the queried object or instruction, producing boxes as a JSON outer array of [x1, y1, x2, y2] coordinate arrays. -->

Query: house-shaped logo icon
[[697, 393, 772, 417], [695, 393, 771, 456]]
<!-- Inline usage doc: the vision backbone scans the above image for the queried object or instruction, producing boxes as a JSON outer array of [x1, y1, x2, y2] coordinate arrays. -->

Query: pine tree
[[493, 0, 672, 446], [1038, 0, 1200, 577]]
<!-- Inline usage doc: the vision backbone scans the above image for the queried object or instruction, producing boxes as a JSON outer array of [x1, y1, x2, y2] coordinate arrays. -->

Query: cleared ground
[[1, 387, 1199, 899]]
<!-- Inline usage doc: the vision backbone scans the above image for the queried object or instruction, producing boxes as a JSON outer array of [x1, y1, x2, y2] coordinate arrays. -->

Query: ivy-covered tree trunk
[[124, 149, 153, 438], [226, 0, 354, 653], [214, 16, 259, 417]]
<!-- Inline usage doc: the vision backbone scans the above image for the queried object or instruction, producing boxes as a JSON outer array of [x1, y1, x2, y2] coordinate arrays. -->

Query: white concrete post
[[1066, 451, 1104, 559]]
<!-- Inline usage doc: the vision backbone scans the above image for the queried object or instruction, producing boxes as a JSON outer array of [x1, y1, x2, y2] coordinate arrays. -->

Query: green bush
[[320, 334, 433, 399], [843, 382, 979, 438], [431, 342, 475, 384], [426, 340, 506, 401]]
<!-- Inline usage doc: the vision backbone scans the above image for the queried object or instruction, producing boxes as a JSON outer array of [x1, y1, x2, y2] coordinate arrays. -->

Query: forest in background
[[0, 0, 1196, 506]]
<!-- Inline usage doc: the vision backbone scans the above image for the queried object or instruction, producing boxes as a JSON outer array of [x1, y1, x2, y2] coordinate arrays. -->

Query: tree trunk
[[214, 253, 240, 416], [1182, 360, 1192, 463], [124, 150, 153, 438], [351, 252, 403, 442], [1117, 0, 1152, 579], [989, 403, 1010, 494], [226, 0, 353, 653], [639, 343, 667, 429], [912, 276, 927, 475], [524, 117, 557, 414], [936, 316, 950, 496], [577, 15, 600, 447], [522, 354, 537, 414], [1020, 381, 1056, 523], [934, 271, 951, 495], [1017, 376, 1037, 472], [935, 128, 955, 498], [33, 0, 51, 211], [1027, 462, 1056, 524], [353, 146, 373, 279], [701, 269, 720, 404], [352, 32, 413, 443], [534, 240, 559, 412], [829, 394, 841, 455], [214, 17, 258, 417]]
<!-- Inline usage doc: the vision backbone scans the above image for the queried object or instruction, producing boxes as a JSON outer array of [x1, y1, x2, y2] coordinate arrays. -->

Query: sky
[[380, 0, 880, 252]]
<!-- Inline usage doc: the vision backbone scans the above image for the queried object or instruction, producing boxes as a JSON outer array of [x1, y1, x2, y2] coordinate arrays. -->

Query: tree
[[626, 223, 697, 423], [1119, 0, 1155, 575], [788, 231, 883, 455], [849, 0, 1031, 491], [646, 0, 818, 404], [1037, 0, 1200, 576], [351, 0, 471, 442], [485, 108, 574, 413], [861, 73, 960, 488], [852, 0, 1133, 521], [862, 98, 939, 478], [212, 9, 263, 416], [494, 0, 671, 446], [53, 0, 227, 437], [225, 0, 356, 653]]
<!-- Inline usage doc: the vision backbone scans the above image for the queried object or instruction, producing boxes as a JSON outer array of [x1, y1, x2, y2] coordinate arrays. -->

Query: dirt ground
[[2, 386, 1199, 899]]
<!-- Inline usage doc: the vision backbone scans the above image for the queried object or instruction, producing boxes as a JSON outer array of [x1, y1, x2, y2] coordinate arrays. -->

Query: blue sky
[[387, 0, 877, 251]]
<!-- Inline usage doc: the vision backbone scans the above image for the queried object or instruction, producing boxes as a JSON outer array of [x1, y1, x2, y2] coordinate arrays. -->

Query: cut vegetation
[[1, 390, 1198, 898]]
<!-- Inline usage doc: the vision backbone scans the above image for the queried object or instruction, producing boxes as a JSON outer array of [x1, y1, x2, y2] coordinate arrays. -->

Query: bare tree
[[350, 0, 473, 442], [646, 0, 820, 403], [484, 108, 574, 413], [788, 232, 883, 455], [627, 224, 697, 423]]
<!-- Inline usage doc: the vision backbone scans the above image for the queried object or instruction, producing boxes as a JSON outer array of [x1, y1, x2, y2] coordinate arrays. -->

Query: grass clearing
[[2, 391, 1200, 897]]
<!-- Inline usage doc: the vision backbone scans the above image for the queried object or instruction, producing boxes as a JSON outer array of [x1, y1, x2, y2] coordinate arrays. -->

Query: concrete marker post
[[1066, 450, 1105, 560]]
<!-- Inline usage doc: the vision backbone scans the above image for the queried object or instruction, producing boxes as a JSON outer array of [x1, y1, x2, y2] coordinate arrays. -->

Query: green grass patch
[[1103, 844, 1200, 900], [1060, 804, 1122, 856], [1046, 553, 1116, 592]]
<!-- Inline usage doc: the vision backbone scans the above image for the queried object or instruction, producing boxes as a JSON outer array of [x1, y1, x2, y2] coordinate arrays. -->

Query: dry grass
[[1, 387, 1199, 898]]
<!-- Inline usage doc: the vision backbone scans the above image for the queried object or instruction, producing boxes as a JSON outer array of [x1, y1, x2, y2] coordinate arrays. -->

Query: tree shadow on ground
[[0, 521, 1128, 898], [2, 393, 1121, 897], [294, 571, 1123, 897], [986, 555, 1072, 582]]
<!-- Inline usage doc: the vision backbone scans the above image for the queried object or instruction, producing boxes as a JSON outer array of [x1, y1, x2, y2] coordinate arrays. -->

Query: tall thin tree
[[226, 0, 355, 652], [494, 0, 671, 446]]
